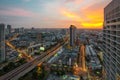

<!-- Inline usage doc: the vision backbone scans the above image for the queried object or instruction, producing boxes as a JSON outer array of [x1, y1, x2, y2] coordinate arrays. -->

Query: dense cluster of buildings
[[0, 24, 12, 62], [0, 24, 26, 63], [0, 24, 68, 63], [0, 0, 120, 79]]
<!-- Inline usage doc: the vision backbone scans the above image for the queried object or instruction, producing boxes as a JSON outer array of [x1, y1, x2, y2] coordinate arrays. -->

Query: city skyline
[[0, 0, 112, 29]]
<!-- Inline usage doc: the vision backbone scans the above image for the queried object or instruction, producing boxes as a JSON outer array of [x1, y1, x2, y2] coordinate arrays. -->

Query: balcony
[[111, 47, 116, 52], [111, 64, 116, 74], [117, 56, 120, 64], [116, 31, 120, 36], [116, 44, 120, 49], [117, 61, 120, 74], [116, 37, 120, 43], [111, 31, 116, 35], [117, 18, 120, 22], [111, 25, 116, 29]]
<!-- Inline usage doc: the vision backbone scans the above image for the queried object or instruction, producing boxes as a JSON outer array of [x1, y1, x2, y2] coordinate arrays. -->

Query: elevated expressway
[[0, 36, 68, 80]]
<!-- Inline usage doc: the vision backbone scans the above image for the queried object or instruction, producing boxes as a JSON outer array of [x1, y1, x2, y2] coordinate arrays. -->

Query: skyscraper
[[0, 24, 5, 62], [7, 25, 12, 34], [103, 0, 120, 79], [70, 25, 76, 46], [14, 28, 20, 33], [19, 27, 24, 33]]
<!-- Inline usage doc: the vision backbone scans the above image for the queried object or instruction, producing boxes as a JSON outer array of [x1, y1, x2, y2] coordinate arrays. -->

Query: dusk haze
[[0, 0, 111, 29], [1, 0, 120, 80]]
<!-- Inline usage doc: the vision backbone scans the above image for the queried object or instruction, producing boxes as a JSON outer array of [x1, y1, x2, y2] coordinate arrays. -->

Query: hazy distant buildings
[[61, 29, 66, 35], [14, 28, 20, 33], [7, 25, 12, 34], [0, 24, 5, 62], [70, 25, 76, 46], [20, 27, 25, 33], [37, 33, 42, 42], [14, 27, 25, 33], [103, 0, 120, 79]]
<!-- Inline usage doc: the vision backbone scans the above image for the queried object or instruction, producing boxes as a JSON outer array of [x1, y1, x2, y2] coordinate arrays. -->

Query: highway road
[[0, 38, 68, 80]]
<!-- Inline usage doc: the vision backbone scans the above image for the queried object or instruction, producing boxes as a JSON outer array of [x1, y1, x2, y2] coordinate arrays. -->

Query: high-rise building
[[103, 0, 120, 80], [19, 27, 24, 33], [77, 45, 86, 71], [14, 28, 20, 33], [37, 33, 42, 42], [70, 25, 76, 46], [0, 24, 5, 62], [7, 25, 12, 34]]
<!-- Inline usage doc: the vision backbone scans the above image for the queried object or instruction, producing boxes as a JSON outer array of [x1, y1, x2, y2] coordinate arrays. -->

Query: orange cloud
[[61, 9, 103, 29], [81, 22, 103, 29], [65, 0, 83, 4], [59, 0, 110, 29], [62, 10, 77, 18]]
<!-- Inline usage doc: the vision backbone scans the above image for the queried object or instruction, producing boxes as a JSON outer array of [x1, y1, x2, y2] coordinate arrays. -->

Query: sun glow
[[62, 11, 77, 18], [61, 9, 103, 29]]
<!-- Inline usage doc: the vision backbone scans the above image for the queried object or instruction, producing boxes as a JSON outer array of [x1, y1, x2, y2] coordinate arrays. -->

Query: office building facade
[[7, 25, 12, 34], [70, 25, 76, 46], [103, 0, 120, 80], [0, 24, 5, 62], [14, 28, 20, 33]]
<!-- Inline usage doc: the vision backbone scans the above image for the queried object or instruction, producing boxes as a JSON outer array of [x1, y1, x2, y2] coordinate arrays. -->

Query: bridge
[[0, 35, 68, 80]]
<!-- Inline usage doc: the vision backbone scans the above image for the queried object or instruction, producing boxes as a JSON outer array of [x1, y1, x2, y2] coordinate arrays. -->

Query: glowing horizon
[[0, 0, 112, 29]]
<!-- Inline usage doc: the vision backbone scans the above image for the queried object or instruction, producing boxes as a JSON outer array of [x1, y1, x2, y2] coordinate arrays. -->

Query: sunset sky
[[0, 0, 112, 29]]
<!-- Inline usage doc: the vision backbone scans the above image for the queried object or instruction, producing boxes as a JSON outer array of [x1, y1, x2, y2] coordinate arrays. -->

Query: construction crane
[[5, 33, 33, 61]]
